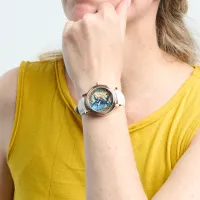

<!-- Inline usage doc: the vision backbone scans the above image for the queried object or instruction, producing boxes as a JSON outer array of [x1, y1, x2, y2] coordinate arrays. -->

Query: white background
[[0, 0, 200, 75]]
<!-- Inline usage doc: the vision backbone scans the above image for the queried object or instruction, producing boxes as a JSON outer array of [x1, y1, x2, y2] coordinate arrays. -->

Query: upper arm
[[0, 68, 19, 199], [152, 130, 200, 200]]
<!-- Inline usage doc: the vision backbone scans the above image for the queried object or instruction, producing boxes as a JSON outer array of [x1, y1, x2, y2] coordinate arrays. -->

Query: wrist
[[75, 83, 125, 117], [75, 81, 122, 98]]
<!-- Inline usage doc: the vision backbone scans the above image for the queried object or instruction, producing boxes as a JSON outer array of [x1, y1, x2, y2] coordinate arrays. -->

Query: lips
[[71, 3, 97, 21]]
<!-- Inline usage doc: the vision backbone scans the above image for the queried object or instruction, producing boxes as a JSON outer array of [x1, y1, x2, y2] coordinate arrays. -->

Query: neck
[[121, 16, 175, 99]]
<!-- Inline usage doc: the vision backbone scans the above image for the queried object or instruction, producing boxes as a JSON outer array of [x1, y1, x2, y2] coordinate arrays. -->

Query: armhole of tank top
[[180, 112, 200, 157], [7, 61, 27, 162], [177, 69, 200, 158]]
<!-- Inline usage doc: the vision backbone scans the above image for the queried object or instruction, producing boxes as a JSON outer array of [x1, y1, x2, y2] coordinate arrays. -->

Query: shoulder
[[0, 68, 19, 157], [0, 69, 17, 198], [19, 59, 62, 83], [176, 64, 200, 124], [0, 58, 59, 121], [0, 58, 62, 113], [176, 63, 200, 151], [179, 63, 200, 96], [0, 67, 19, 113]]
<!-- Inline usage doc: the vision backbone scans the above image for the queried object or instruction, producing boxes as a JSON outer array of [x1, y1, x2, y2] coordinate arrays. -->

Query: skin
[[0, 68, 17, 199], [1, 0, 200, 199]]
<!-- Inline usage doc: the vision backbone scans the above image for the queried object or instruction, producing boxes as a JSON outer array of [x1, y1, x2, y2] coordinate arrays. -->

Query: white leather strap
[[77, 96, 87, 116], [76, 89, 125, 116], [115, 89, 125, 106]]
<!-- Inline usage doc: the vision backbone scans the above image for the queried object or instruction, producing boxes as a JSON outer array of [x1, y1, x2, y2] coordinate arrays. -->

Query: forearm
[[82, 106, 147, 200]]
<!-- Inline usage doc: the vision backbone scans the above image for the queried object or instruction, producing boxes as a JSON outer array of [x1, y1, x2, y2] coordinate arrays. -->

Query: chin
[[66, 0, 120, 21]]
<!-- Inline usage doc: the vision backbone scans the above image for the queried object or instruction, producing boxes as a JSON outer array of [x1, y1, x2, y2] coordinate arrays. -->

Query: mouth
[[71, 3, 97, 20]]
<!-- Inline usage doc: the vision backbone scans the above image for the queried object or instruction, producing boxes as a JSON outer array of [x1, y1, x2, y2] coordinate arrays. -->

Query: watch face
[[88, 87, 114, 113]]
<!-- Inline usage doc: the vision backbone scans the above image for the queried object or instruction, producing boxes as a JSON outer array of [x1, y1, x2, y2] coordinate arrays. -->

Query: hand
[[62, 0, 130, 97]]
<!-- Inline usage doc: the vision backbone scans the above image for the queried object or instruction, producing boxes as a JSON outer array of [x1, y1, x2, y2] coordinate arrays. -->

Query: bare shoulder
[[0, 68, 19, 106], [0, 68, 19, 199], [0, 67, 19, 152]]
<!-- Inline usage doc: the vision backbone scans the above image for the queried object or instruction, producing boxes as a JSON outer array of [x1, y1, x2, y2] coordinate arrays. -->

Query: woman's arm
[[83, 106, 147, 200], [152, 130, 200, 200], [83, 104, 200, 200], [62, 0, 148, 198], [0, 69, 18, 199]]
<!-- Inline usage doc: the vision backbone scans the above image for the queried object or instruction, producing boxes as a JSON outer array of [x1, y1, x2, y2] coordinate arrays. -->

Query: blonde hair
[[40, 0, 197, 65], [39, 50, 63, 61], [156, 0, 197, 65]]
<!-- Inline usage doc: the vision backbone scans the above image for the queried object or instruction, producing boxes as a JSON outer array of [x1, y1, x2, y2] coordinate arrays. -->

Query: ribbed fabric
[[7, 58, 200, 199]]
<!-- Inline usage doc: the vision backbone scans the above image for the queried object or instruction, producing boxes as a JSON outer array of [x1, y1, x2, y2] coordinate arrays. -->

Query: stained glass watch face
[[88, 87, 114, 113]]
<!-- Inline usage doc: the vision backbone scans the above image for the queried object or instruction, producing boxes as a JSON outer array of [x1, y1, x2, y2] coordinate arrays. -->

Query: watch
[[75, 84, 125, 116]]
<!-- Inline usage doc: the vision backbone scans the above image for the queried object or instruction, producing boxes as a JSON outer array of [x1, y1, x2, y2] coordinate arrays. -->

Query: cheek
[[128, 0, 155, 18], [132, 0, 153, 11], [62, 0, 74, 18]]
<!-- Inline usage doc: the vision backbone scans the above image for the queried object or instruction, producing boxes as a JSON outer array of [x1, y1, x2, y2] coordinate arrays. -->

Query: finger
[[64, 20, 74, 33], [63, 20, 75, 42], [96, 2, 116, 17], [115, 0, 131, 40]]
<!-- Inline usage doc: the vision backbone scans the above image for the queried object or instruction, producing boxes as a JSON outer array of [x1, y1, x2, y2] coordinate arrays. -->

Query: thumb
[[115, 0, 131, 41]]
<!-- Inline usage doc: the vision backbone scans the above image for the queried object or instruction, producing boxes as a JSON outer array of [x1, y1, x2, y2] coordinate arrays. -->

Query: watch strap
[[115, 89, 125, 106], [76, 96, 87, 116]]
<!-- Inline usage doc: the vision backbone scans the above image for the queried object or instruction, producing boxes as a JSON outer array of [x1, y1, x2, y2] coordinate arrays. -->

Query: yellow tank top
[[7, 59, 200, 200]]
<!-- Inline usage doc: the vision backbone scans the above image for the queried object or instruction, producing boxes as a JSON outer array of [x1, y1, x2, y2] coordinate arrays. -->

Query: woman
[[0, 0, 200, 199]]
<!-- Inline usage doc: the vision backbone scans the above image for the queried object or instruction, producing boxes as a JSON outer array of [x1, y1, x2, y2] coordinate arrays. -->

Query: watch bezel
[[84, 84, 117, 116]]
